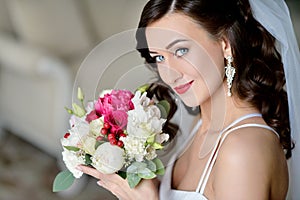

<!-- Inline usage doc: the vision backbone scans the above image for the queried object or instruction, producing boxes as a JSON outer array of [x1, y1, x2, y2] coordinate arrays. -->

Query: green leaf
[[138, 168, 156, 179], [95, 140, 105, 149], [127, 163, 138, 174], [63, 146, 80, 152], [157, 100, 170, 118], [136, 83, 150, 93], [85, 154, 92, 165], [156, 104, 168, 119], [52, 170, 75, 192], [64, 106, 73, 114], [127, 173, 142, 188], [117, 171, 127, 179], [77, 87, 84, 101], [146, 160, 156, 172], [72, 103, 86, 117], [152, 142, 163, 150], [153, 158, 165, 175], [131, 162, 147, 171], [146, 134, 155, 144]]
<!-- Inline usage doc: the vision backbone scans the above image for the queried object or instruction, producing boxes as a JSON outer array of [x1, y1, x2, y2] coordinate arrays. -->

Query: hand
[[77, 165, 160, 200]]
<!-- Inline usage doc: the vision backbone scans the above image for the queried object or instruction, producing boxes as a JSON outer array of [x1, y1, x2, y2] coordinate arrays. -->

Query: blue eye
[[154, 55, 165, 63], [175, 48, 188, 57]]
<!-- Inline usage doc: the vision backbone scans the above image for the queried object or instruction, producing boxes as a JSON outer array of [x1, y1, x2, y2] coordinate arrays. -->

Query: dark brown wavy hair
[[137, 0, 293, 158]]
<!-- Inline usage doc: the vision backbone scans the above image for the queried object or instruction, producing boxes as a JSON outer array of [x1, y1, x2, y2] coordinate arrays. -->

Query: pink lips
[[174, 80, 194, 94]]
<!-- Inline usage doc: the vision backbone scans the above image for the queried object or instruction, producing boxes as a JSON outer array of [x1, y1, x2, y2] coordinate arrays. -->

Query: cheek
[[185, 46, 224, 91]]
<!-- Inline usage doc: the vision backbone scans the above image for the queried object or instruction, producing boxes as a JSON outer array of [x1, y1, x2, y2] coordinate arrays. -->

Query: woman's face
[[145, 13, 230, 107]]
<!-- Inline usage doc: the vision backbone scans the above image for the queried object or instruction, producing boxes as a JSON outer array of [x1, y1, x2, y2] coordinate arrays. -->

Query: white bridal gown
[[159, 113, 280, 200]]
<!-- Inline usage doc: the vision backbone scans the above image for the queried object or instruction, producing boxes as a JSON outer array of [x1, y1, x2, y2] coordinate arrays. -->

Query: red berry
[[110, 138, 117, 145], [107, 133, 115, 141], [101, 128, 108, 135], [117, 140, 124, 147], [64, 133, 70, 138], [119, 133, 127, 138], [103, 122, 111, 129]]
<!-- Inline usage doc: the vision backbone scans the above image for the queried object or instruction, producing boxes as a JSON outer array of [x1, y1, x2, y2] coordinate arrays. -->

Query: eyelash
[[152, 47, 189, 63], [175, 47, 189, 57]]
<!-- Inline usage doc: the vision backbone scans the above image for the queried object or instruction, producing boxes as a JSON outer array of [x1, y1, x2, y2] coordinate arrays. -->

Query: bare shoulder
[[212, 126, 288, 199], [219, 126, 283, 162]]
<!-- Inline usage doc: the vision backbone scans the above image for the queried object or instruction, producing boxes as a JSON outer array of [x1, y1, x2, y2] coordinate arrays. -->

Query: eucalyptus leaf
[[127, 173, 141, 188], [156, 104, 168, 119], [146, 160, 156, 172], [132, 161, 147, 171], [138, 168, 156, 179], [153, 158, 165, 175], [52, 170, 75, 192], [64, 146, 80, 152], [127, 163, 138, 174], [157, 100, 170, 117]]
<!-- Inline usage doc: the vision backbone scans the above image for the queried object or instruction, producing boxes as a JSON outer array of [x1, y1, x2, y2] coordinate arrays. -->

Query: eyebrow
[[148, 39, 189, 54], [165, 39, 188, 50]]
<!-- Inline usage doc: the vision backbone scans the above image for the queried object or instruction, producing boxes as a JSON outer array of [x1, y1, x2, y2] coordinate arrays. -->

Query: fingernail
[[75, 166, 82, 171], [97, 181, 102, 186]]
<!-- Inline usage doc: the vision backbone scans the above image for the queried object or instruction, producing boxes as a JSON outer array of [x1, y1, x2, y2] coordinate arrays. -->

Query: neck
[[199, 83, 259, 134]]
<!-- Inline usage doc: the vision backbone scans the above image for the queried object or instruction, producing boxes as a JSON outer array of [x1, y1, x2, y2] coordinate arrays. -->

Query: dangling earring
[[225, 56, 236, 97]]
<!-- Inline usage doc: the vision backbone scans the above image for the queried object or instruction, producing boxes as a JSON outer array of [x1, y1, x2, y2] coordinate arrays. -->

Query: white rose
[[89, 117, 104, 137], [80, 135, 97, 155], [91, 142, 125, 174]]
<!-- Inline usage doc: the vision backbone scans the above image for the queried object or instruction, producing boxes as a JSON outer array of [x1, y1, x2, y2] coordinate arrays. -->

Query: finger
[[76, 165, 103, 179], [97, 180, 128, 200]]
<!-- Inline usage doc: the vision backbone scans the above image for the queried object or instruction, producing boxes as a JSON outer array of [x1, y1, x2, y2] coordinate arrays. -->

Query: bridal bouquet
[[53, 85, 170, 192]]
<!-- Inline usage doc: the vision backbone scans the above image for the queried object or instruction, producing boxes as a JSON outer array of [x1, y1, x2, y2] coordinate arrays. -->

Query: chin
[[180, 98, 200, 108]]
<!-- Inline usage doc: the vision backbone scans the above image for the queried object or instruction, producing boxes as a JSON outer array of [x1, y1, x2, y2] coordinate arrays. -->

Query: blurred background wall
[[0, 0, 299, 200]]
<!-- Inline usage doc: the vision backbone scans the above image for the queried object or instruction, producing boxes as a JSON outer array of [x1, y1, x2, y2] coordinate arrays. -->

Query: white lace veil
[[249, 0, 300, 198]]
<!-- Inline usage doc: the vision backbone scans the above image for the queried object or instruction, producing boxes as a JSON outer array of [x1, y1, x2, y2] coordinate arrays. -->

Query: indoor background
[[0, 0, 299, 200]]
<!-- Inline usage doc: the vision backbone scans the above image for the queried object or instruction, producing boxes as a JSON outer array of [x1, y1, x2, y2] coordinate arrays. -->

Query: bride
[[77, 0, 300, 199]]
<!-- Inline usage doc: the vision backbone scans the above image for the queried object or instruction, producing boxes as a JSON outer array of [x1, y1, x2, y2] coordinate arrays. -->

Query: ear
[[220, 37, 232, 58]]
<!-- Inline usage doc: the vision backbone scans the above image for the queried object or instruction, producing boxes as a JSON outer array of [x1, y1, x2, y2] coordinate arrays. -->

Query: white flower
[[62, 149, 85, 178], [61, 120, 89, 147], [145, 145, 157, 160], [85, 101, 96, 114], [89, 117, 104, 137], [91, 142, 125, 174], [80, 135, 97, 155], [156, 133, 169, 144], [127, 93, 166, 138], [120, 135, 147, 162], [131, 90, 150, 107], [69, 115, 83, 128]]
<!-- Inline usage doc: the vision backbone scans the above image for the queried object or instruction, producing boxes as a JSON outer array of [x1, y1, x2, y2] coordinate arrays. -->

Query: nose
[[157, 58, 183, 85]]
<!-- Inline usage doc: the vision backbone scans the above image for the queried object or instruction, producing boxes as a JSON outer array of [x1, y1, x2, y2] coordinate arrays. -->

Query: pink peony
[[95, 90, 134, 116], [104, 110, 128, 133]]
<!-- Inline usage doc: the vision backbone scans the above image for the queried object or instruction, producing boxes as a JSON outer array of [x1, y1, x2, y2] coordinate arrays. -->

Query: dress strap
[[197, 123, 279, 194], [195, 113, 262, 193]]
